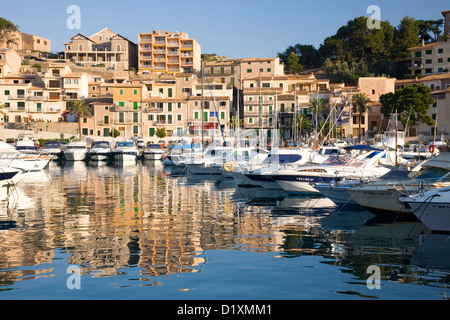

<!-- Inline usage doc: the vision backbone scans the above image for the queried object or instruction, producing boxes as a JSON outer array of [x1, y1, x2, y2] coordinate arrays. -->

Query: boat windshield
[[414, 166, 450, 181], [262, 153, 302, 164], [117, 142, 134, 148], [45, 142, 61, 148], [147, 144, 162, 150], [94, 142, 110, 148]]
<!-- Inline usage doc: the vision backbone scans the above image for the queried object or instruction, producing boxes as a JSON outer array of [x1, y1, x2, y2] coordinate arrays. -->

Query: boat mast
[[201, 62, 204, 149]]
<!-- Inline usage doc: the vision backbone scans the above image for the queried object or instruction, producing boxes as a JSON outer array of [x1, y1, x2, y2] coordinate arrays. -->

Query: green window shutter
[[168, 114, 173, 124], [82, 128, 88, 135], [149, 128, 155, 137], [119, 101, 124, 107], [168, 103, 172, 111], [120, 89, 123, 94], [168, 88, 173, 97], [37, 103, 42, 112], [203, 111, 208, 122], [103, 128, 110, 137], [194, 111, 199, 120], [249, 117, 253, 124], [18, 102, 25, 110], [220, 111, 225, 119], [4, 90, 10, 95], [159, 88, 163, 94], [133, 102, 138, 110], [247, 69, 252, 73], [104, 116, 109, 124], [133, 112, 139, 123], [83, 118, 87, 123], [134, 89, 137, 95], [119, 113, 124, 123], [267, 68, 271, 72], [133, 126, 138, 134], [426, 49, 432, 55]]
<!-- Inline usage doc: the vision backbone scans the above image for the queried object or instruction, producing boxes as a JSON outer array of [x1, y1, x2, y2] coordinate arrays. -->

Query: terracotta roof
[[63, 73, 84, 78], [420, 73, 450, 81]]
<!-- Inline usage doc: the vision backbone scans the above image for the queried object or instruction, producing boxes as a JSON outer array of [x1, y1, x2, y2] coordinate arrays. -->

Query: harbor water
[[0, 160, 449, 300]]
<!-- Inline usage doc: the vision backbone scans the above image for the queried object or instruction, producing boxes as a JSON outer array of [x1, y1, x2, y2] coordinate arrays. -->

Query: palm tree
[[352, 93, 372, 142], [68, 100, 92, 139], [296, 113, 312, 139]]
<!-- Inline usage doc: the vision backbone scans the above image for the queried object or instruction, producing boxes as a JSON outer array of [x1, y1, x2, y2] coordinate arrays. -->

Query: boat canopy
[[344, 145, 383, 152]]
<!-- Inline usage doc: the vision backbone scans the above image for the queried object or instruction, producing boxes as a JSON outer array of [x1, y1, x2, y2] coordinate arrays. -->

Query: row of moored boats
[[161, 141, 450, 234]]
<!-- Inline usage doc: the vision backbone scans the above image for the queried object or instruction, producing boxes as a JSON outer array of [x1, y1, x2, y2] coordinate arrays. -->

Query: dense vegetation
[[278, 16, 444, 84]]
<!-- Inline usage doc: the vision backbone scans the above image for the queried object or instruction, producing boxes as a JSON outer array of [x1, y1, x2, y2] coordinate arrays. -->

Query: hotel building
[[138, 31, 201, 75]]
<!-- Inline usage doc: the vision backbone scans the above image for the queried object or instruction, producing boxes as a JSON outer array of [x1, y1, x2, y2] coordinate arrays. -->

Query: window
[[133, 112, 139, 123], [438, 48, 443, 54], [83, 118, 87, 123], [119, 113, 124, 123], [168, 88, 173, 97], [37, 103, 41, 112], [220, 67, 224, 74], [267, 68, 271, 72], [134, 89, 138, 95], [148, 114, 154, 121], [104, 116, 109, 124], [82, 128, 88, 135], [248, 117, 253, 124], [425, 59, 432, 64], [194, 111, 199, 120], [438, 58, 443, 63], [4, 90, 10, 96], [425, 49, 432, 55], [247, 69, 252, 73], [425, 69, 432, 73], [168, 103, 172, 111], [259, 68, 263, 72], [177, 114, 182, 121], [133, 102, 138, 110], [133, 126, 138, 134], [372, 89, 375, 94], [249, 106, 253, 112], [178, 103, 181, 108], [18, 102, 25, 110], [119, 101, 125, 107], [262, 83, 270, 87], [220, 111, 225, 120], [120, 89, 124, 95], [149, 128, 155, 137], [203, 111, 208, 122], [168, 114, 173, 124]]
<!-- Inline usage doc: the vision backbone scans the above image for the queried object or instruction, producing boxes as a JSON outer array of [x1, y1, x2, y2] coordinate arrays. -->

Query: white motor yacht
[[0, 166, 22, 186], [162, 144, 202, 166], [113, 141, 138, 163], [89, 141, 113, 161], [41, 141, 66, 160], [64, 141, 89, 161], [185, 146, 233, 175], [347, 153, 450, 217], [399, 186, 450, 233], [237, 147, 322, 189], [143, 143, 165, 160], [271, 145, 392, 193], [0, 141, 49, 172]]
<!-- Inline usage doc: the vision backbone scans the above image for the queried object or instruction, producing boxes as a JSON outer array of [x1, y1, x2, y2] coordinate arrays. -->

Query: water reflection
[[0, 160, 448, 299]]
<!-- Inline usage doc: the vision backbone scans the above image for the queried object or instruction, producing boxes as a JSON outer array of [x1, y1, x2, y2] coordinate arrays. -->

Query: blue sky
[[2, 0, 448, 58]]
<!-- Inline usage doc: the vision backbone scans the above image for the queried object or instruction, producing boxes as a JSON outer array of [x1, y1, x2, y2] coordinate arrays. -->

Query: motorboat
[[237, 147, 322, 189], [399, 143, 439, 162], [0, 166, 22, 187], [162, 144, 202, 166], [15, 138, 38, 154], [271, 145, 392, 193], [399, 186, 450, 233], [41, 140, 66, 160], [0, 141, 50, 172], [89, 141, 113, 161], [347, 153, 450, 217], [185, 146, 233, 175], [143, 143, 165, 160], [314, 167, 414, 208], [113, 141, 138, 163], [218, 147, 270, 177], [64, 140, 89, 161]]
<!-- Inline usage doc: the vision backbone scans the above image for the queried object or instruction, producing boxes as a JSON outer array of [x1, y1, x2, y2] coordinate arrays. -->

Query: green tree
[[68, 100, 92, 139], [156, 127, 167, 139], [380, 85, 434, 136], [352, 93, 372, 142], [296, 113, 312, 138], [286, 52, 303, 74]]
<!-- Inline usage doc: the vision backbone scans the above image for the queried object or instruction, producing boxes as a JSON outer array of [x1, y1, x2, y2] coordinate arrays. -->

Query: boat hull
[[64, 151, 87, 161]]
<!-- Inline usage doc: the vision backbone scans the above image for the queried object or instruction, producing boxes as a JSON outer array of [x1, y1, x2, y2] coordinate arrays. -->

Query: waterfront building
[[0, 49, 22, 77], [64, 28, 138, 71], [138, 30, 201, 75]]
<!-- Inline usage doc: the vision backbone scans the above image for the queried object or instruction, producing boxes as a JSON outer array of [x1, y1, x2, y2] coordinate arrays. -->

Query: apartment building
[[408, 41, 450, 75], [241, 73, 330, 140], [138, 30, 201, 75], [0, 63, 90, 125], [204, 59, 242, 88], [64, 28, 138, 71]]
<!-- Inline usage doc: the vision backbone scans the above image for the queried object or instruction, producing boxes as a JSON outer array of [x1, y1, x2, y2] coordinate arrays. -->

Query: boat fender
[[224, 162, 234, 172], [162, 153, 168, 159], [429, 145, 435, 154]]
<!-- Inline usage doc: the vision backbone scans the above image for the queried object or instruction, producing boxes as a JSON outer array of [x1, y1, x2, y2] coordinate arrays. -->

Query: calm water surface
[[0, 160, 449, 300]]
